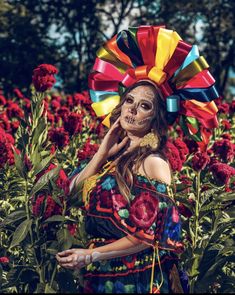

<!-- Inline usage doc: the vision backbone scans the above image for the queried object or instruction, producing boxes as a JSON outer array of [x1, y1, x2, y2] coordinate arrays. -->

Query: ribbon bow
[[88, 25, 219, 149]]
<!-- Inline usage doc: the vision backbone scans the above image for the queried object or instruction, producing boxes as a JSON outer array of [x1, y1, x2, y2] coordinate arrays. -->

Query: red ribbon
[[176, 69, 215, 89]]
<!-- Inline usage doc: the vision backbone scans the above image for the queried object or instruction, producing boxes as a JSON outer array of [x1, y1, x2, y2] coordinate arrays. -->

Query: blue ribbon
[[176, 85, 219, 102], [173, 45, 200, 78], [166, 95, 180, 112], [89, 90, 119, 102]]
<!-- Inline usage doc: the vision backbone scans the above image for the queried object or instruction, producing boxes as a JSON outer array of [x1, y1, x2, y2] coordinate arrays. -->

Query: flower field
[[0, 65, 234, 293]]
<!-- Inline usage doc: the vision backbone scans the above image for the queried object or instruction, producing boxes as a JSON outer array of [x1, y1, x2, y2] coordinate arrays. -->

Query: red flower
[[47, 111, 55, 124], [210, 162, 235, 186], [77, 139, 99, 160], [66, 95, 74, 108], [0, 95, 6, 105], [32, 194, 63, 220], [11, 120, 20, 133], [0, 112, 11, 132], [56, 169, 70, 195], [178, 203, 193, 218], [23, 98, 31, 112], [48, 127, 70, 149], [63, 112, 83, 136], [173, 139, 189, 162], [51, 99, 61, 111], [183, 138, 199, 154], [211, 139, 234, 162], [56, 106, 70, 121], [129, 192, 158, 229], [67, 223, 77, 236], [229, 100, 235, 114], [221, 119, 231, 130], [6, 101, 24, 118], [13, 88, 24, 99], [73, 91, 92, 106], [164, 140, 182, 172], [221, 133, 231, 140], [192, 152, 210, 171], [219, 103, 229, 113], [0, 257, 9, 264], [32, 64, 58, 92], [0, 128, 15, 168]]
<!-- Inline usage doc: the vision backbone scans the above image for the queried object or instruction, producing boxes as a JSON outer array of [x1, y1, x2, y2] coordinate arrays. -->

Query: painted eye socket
[[125, 97, 133, 103], [141, 104, 151, 110]]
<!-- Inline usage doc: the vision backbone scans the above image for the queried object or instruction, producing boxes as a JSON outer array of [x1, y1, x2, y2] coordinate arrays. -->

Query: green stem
[[194, 171, 201, 248], [190, 171, 201, 293], [49, 262, 58, 288]]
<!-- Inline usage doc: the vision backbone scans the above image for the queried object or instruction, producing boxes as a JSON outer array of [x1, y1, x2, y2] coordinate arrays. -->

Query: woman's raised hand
[[96, 117, 129, 160]]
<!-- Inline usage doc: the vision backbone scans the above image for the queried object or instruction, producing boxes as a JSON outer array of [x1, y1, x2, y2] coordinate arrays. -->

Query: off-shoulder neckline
[[134, 172, 171, 188], [105, 162, 171, 188]]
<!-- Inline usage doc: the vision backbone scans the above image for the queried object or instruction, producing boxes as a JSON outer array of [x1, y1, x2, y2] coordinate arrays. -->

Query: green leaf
[[12, 149, 26, 179], [32, 154, 55, 177], [30, 144, 41, 166], [56, 228, 73, 251], [214, 192, 235, 202], [6, 266, 24, 285], [10, 219, 33, 249], [43, 215, 65, 223], [0, 209, 26, 228], [35, 283, 46, 293], [30, 166, 60, 197], [44, 284, 56, 293], [31, 117, 47, 147]]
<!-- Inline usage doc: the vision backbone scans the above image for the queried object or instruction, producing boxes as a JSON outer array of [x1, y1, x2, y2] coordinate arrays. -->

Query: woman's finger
[[57, 249, 75, 257], [117, 136, 130, 151]]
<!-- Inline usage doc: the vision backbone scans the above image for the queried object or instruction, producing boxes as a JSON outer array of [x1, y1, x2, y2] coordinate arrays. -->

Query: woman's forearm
[[89, 235, 150, 262], [69, 152, 107, 193]]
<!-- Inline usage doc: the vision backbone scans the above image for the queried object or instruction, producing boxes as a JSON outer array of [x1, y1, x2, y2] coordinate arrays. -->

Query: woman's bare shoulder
[[142, 154, 171, 185]]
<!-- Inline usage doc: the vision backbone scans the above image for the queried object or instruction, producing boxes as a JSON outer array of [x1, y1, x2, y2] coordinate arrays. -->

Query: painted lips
[[125, 116, 136, 124]]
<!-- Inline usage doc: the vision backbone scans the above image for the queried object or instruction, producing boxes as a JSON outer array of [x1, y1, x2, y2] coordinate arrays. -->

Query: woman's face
[[120, 84, 156, 135]]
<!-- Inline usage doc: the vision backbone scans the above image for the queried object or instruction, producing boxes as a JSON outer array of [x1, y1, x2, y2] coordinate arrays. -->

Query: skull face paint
[[120, 85, 156, 135]]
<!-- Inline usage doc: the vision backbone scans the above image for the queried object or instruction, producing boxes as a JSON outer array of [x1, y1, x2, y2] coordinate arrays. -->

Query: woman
[[56, 80, 186, 293], [56, 25, 219, 293]]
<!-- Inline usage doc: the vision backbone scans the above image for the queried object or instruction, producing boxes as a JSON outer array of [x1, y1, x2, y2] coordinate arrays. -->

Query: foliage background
[[0, 0, 235, 98]]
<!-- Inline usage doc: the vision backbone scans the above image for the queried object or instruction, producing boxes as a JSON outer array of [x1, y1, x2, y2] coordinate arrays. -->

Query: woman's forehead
[[128, 85, 156, 101]]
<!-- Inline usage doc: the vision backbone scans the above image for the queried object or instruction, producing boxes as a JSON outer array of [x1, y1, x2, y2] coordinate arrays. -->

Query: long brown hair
[[108, 81, 169, 201]]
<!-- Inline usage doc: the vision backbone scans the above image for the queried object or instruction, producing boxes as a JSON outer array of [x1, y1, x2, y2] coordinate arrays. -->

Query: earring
[[140, 130, 159, 149]]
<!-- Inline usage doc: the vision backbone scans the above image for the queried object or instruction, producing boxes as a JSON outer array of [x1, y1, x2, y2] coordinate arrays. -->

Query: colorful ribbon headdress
[[88, 25, 219, 150]]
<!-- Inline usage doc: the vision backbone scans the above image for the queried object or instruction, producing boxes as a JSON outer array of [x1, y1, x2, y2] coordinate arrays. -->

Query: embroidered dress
[[70, 160, 188, 293]]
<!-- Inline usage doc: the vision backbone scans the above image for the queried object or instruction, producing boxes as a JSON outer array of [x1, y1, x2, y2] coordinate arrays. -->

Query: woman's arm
[[56, 235, 150, 269], [69, 152, 107, 194], [69, 118, 129, 194]]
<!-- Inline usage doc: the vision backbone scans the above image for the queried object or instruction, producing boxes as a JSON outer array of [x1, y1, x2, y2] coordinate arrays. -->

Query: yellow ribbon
[[189, 99, 218, 115], [148, 28, 181, 86], [150, 242, 164, 293], [91, 95, 120, 117]]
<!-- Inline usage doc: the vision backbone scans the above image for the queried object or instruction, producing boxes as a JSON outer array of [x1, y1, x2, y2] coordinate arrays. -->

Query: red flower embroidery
[[129, 192, 158, 229], [112, 194, 128, 211], [99, 190, 112, 208]]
